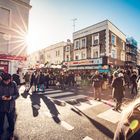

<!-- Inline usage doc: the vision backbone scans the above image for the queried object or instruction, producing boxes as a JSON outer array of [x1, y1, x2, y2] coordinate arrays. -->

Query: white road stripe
[[97, 109, 121, 123], [60, 121, 74, 130], [83, 136, 93, 140], [46, 92, 74, 98], [58, 95, 87, 101], [37, 90, 62, 95], [74, 100, 102, 110], [43, 112, 53, 118]]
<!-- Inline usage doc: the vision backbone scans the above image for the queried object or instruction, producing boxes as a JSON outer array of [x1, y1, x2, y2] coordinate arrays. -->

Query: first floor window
[[75, 55, 79, 60], [111, 50, 117, 58], [66, 55, 69, 61], [93, 51, 98, 58], [81, 52, 85, 59]]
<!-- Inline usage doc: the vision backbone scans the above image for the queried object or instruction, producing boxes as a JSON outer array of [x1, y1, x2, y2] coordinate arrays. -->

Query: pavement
[[1, 85, 137, 140]]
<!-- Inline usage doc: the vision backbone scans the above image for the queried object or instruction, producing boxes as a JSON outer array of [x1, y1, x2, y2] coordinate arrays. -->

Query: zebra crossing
[[16, 86, 133, 140], [35, 88, 123, 124]]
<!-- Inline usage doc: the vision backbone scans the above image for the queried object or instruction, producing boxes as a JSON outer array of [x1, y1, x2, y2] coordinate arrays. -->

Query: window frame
[[92, 33, 99, 46], [111, 34, 116, 46], [0, 6, 11, 27], [74, 40, 80, 50], [80, 37, 86, 48]]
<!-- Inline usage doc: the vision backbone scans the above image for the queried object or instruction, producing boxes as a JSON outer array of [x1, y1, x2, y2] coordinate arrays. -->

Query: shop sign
[[66, 58, 103, 66], [0, 54, 26, 61], [0, 61, 8, 65]]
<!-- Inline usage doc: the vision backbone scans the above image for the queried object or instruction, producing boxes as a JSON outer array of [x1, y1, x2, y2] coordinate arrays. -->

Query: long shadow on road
[[29, 93, 61, 124], [40, 95, 61, 123], [71, 106, 114, 139]]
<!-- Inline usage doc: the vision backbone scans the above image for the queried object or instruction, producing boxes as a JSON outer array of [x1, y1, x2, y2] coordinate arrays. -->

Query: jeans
[[0, 109, 15, 137]]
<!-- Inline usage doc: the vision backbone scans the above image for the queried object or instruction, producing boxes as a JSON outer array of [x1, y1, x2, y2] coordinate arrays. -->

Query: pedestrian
[[130, 71, 138, 95], [12, 71, 20, 87], [114, 97, 140, 140], [0, 73, 19, 139], [23, 72, 30, 90], [112, 72, 125, 111], [92, 71, 102, 101]]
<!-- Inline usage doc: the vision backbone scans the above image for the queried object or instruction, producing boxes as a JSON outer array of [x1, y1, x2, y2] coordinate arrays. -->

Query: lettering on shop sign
[[64, 58, 103, 66]]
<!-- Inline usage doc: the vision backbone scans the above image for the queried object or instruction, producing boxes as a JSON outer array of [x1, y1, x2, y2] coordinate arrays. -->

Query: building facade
[[125, 37, 137, 68], [27, 41, 73, 69], [64, 20, 126, 71], [45, 41, 70, 65], [0, 0, 31, 74]]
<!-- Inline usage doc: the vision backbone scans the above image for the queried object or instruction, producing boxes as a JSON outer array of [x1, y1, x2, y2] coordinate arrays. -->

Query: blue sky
[[28, 0, 140, 53]]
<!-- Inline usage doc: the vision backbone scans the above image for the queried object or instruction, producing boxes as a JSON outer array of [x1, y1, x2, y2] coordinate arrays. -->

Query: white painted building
[[0, 0, 31, 74], [44, 41, 68, 65]]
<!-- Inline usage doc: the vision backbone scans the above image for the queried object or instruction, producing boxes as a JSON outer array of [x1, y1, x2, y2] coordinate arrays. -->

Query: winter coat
[[112, 77, 124, 100], [0, 81, 19, 112]]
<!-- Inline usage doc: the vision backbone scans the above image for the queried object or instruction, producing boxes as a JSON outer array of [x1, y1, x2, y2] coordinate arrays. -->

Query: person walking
[[130, 71, 138, 95], [112, 72, 125, 111], [0, 73, 19, 139], [92, 71, 102, 101], [23, 72, 30, 91]]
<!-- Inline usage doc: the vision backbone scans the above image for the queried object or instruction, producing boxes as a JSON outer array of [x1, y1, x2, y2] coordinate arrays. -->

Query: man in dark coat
[[112, 72, 125, 111], [0, 73, 19, 139]]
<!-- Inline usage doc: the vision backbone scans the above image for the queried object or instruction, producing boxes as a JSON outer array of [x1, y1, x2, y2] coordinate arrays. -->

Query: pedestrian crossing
[[17, 86, 128, 140], [34, 88, 124, 124], [19, 86, 127, 125]]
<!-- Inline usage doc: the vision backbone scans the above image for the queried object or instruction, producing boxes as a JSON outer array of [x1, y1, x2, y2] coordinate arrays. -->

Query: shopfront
[[63, 56, 109, 72]]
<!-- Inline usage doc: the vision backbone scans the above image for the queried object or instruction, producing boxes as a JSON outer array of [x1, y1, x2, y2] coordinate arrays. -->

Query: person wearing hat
[[0, 73, 19, 139]]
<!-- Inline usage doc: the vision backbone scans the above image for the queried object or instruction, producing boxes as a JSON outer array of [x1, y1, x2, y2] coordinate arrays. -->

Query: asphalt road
[[1, 85, 136, 140]]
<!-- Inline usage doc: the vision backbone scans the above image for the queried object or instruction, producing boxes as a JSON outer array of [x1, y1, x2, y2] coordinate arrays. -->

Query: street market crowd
[[0, 67, 140, 140]]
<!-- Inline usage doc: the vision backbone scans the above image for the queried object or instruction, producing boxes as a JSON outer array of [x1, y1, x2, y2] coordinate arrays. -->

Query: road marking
[[46, 91, 74, 98], [43, 112, 53, 118], [74, 100, 102, 110], [58, 95, 88, 101], [97, 109, 121, 123], [83, 136, 93, 140], [60, 121, 74, 130]]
